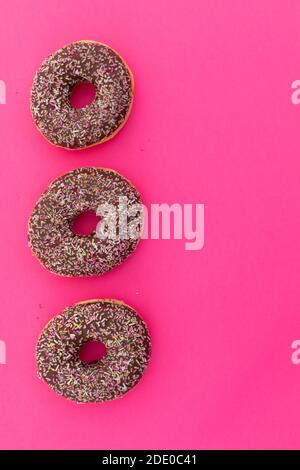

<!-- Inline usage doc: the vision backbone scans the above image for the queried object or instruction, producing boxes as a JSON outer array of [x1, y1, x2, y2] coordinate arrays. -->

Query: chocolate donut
[[36, 299, 151, 403], [28, 167, 142, 276], [30, 40, 134, 149]]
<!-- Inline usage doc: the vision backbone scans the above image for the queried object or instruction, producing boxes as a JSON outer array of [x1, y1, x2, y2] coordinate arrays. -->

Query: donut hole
[[71, 211, 101, 236], [79, 340, 107, 364], [69, 81, 96, 109]]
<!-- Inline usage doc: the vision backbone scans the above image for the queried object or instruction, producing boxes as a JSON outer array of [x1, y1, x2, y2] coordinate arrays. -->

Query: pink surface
[[1, 0, 300, 450]]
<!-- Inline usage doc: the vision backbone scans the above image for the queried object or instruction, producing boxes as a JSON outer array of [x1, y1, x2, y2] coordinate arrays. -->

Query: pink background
[[1, 0, 300, 450]]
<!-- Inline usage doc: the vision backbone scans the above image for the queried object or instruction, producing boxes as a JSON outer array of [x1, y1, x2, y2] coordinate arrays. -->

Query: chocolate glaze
[[36, 300, 151, 403], [28, 167, 143, 276], [30, 41, 134, 149]]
